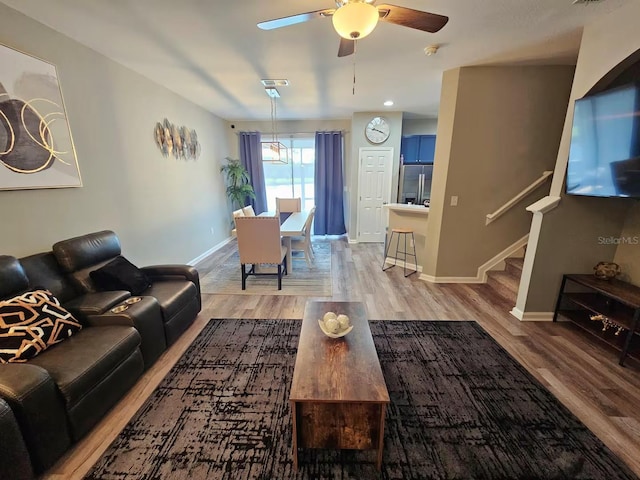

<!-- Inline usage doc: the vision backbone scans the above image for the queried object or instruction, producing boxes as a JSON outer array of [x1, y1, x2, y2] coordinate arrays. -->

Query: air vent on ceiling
[[261, 79, 290, 87], [572, 0, 604, 4]]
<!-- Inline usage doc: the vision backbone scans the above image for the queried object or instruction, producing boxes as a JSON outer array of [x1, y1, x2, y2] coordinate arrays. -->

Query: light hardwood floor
[[44, 238, 640, 479]]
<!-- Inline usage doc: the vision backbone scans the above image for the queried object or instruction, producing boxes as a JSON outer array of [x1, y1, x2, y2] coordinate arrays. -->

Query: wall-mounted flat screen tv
[[566, 82, 640, 198]]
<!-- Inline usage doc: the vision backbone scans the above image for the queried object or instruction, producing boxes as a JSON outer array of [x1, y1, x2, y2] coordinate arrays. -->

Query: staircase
[[485, 256, 524, 304]]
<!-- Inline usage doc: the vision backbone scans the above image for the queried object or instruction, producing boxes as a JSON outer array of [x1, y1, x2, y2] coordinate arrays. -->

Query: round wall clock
[[365, 116, 390, 144]]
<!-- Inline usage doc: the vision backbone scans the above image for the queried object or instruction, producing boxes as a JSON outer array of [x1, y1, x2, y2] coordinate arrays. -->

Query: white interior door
[[357, 148, 393, 243]]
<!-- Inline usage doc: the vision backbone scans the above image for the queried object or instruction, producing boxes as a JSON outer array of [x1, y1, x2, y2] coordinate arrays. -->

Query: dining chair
[[235, 216, 288, 290], [290, 206, 316, 267], [232, 208, 245, 228], [242, 205, 256, 216], [276, 197, 301, 213]]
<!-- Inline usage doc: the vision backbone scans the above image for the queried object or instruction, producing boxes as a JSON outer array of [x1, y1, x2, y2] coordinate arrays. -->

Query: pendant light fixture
[[261, 86, 288, 164]]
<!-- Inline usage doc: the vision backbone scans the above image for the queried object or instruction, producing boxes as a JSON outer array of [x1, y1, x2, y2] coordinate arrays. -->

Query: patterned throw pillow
[[0, 289, 82, 363]]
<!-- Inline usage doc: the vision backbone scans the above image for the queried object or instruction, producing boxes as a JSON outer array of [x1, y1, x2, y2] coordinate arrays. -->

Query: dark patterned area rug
[[86, 320, 637, 480], [200, 242, 331, 296]]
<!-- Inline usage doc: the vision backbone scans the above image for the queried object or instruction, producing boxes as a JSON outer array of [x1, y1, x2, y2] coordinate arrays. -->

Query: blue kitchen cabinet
[[401, 135, 436, 164]]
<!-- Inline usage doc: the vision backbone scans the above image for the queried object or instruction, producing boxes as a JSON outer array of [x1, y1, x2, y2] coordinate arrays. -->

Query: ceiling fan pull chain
[[352, 39, 357, 95]]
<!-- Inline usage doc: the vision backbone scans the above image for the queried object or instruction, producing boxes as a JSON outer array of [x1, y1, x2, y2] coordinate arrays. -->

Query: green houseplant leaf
[[220, 157, 256, 210]]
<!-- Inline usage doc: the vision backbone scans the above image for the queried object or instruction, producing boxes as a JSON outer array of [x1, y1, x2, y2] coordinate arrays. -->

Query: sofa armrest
[[64, 290, 131, 320], [0, 398, 34, 480], [141, 265, 201, 309], [141, 264, 200, 287], [87, 296, 167, 368], [0, 364, 72, 473]]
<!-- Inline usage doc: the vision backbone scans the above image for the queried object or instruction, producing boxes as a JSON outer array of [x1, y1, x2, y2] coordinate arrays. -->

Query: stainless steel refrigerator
[[398, 164, 433, 204]]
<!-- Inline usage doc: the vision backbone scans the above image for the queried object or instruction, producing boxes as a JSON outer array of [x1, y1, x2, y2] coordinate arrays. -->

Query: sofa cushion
[[0, 290, 82, 363], [0, 256, 29, 299], [0, 398, 35, 480], [64, 291, 131, 318], [90, 256, 151, 295], [52, 231, 122, 293], [28, 325, 140, 408], [52, 231, 121, 273], [145, 280, 198, 322], [20, 252, 80, 304]]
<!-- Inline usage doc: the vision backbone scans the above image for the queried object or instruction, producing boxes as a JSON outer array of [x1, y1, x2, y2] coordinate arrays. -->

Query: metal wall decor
[[0, 43, 82, 190], [153, 118, 200, 160]]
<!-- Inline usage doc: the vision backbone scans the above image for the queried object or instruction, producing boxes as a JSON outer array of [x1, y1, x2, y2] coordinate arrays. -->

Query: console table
[[553, 274, 640, 366]]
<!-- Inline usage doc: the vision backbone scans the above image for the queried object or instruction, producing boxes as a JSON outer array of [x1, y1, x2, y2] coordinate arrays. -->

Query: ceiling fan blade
[[338, 38, 355, 57], [257, 9, 335, 30], [376, 4, 448, 33]]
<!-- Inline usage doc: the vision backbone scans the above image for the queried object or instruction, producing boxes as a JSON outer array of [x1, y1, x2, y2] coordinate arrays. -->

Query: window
[[262, 136, 315, 211]]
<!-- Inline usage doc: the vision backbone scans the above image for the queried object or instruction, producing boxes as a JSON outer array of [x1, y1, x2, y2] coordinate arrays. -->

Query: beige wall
[[424, 68, 460, 277], [401, 118, 438, 136], [424, 65, 574, 278], [350, 112, 403, 240], [522, 0, 640, 313], [614, 203, 640, 284], [0, 5, 231, 265]]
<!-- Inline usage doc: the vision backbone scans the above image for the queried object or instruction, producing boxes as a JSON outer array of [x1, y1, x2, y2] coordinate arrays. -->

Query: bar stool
[[382, 228, 418, 277]]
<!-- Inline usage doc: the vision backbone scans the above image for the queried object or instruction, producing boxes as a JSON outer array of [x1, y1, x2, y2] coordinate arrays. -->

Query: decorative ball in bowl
[[318, 312, 353, 338]]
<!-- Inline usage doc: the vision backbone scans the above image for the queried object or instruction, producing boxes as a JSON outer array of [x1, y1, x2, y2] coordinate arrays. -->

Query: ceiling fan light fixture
[[332, 2, 379, 40]]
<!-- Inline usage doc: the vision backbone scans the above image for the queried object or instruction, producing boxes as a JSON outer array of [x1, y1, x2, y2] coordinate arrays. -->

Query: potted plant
[[220, 157, 256, 210]]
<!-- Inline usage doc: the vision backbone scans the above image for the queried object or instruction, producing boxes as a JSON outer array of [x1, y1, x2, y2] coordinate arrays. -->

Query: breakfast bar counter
[[384, 203, 430, 214], [383, 203, 429, 272]]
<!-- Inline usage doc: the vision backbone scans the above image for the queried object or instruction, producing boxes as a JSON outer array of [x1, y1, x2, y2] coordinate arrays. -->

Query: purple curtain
[[238, 132, 267, 214], [314, 132, 346, 235]]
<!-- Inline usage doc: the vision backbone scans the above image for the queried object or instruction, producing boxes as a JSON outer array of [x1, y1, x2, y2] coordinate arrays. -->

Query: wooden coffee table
[[290, 301, 390, 470]]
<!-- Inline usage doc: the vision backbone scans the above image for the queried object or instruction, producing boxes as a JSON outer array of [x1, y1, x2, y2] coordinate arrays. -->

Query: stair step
[[486, 270, 520, 303], [504, 257, 524, 276]]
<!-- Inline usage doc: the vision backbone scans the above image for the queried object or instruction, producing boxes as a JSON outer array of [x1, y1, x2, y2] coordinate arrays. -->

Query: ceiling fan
[[257, 0, 448, 57]]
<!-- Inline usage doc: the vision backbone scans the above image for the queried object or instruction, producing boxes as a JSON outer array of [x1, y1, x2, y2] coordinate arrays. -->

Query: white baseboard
[[510, 307, 554, 322], [476, 234, 529, 281], [384, 258, 422, 273], [189, 236, 233, 266], [420, 274, 484, 284], [420, 235, 529, 284]]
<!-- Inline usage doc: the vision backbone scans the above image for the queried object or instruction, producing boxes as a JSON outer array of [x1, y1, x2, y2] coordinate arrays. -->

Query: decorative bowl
[[593, 262, 621, 281], [318, 319, 354, 338]]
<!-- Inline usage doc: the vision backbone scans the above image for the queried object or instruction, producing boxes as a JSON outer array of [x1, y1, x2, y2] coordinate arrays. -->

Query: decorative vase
[[593, 262, 621, 281]]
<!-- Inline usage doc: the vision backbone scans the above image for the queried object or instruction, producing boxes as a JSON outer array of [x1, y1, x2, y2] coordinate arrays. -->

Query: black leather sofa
[[0, 231, 201, 479], [0, 397, 34, 480], [52, 230, 201, 346]]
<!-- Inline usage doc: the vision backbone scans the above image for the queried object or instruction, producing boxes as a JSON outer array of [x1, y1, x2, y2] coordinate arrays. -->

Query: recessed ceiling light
[[384, 100, 394, 107]]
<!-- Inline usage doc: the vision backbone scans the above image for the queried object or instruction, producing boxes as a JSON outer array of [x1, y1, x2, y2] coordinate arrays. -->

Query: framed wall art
[[0, 43, 81, 190]]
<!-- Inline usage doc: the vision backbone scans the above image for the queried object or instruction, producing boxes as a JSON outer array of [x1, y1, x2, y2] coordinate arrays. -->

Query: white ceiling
[[1, 0, 632, 121]]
